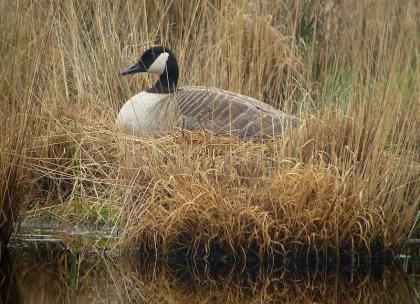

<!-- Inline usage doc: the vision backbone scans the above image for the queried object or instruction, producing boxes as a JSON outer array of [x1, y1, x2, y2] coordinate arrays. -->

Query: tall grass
[[0, 1, 57, 249], [0, 0, 418, 258]]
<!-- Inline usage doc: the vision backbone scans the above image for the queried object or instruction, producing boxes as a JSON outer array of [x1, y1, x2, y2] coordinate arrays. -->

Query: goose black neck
[[147, 55, 179, 94]]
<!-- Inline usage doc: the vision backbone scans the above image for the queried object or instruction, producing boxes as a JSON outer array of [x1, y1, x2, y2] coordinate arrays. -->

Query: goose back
[[148, 87, 298, 138]]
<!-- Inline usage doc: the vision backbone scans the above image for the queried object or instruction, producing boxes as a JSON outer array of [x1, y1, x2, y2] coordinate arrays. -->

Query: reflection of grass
[[1, 0, 419, 258], [108, 255, 420, 304], [9, 247, 419, 304], [69, 251, 79, 296]]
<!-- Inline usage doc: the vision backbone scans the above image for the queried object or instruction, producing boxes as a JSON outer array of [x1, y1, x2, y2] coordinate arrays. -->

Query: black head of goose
[[116, 46, 299, 138]]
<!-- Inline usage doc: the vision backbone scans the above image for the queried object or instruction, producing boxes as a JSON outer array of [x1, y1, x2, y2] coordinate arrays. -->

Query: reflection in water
[[0, 251, 21, 304], [0, 244, 418, 304]]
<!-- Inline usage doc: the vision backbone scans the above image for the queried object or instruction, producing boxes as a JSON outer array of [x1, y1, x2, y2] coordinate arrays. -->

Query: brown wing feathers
[[152, 86, 297, 138]]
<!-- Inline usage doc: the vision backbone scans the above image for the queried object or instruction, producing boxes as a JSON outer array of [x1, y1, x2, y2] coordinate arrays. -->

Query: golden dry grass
[[0, 0, 419, 259]]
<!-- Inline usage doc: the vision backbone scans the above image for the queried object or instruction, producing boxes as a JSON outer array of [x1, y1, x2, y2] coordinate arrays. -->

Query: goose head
[[122, 46, 179, 93]]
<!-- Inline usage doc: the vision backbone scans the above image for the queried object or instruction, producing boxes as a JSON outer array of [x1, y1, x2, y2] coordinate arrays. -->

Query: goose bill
[[121, 61, 146, 75]]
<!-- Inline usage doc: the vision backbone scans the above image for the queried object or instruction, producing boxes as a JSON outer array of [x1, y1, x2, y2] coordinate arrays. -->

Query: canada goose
[[116, 46, 298, 138]]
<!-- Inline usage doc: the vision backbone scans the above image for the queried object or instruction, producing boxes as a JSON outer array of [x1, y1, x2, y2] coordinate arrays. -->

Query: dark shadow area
[[0, 250, 22, 304]]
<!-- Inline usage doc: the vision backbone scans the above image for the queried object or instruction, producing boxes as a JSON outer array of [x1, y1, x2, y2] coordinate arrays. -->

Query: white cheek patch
[[147, 52, 169, 75]]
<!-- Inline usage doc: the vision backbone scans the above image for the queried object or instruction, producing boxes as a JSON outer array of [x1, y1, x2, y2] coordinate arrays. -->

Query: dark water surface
[[0, 223, 418, 303]]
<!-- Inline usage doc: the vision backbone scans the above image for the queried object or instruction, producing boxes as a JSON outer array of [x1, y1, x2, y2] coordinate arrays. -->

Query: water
[[1, 223, 418, 303]]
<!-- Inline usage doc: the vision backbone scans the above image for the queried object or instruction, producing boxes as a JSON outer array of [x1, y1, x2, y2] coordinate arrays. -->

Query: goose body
[[117, 46, 298, 138]]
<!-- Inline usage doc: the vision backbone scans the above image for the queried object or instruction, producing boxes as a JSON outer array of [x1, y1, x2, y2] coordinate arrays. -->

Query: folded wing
[[157, 86, 298, 138]]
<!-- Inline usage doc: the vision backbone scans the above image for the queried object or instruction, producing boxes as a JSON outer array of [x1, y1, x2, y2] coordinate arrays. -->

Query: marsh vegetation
[[0, 0, 418, 268]]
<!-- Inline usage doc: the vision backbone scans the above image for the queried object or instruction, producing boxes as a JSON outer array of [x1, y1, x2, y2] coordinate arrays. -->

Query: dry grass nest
[[24, 110, 418, 262]]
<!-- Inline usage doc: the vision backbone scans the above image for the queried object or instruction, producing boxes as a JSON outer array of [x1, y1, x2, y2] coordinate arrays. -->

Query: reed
[[0, 1, 56, 250], [0, 0, 418, 259]]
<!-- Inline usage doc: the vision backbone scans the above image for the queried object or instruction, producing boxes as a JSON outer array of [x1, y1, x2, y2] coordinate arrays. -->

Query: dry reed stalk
[[0, 1, 56, 250]]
